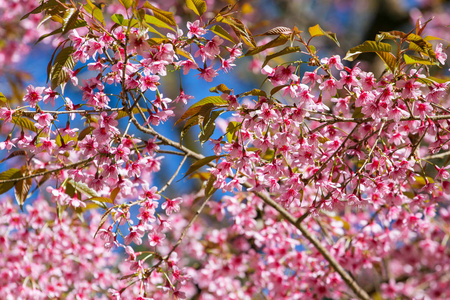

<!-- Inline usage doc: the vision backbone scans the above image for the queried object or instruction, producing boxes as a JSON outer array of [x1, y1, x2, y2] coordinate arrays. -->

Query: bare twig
[[158, 155, 188, 194], [0, 157, 94, 184]]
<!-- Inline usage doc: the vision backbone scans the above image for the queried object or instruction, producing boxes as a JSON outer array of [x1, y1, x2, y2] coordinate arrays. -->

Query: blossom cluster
[[0, 1, 449, 300]]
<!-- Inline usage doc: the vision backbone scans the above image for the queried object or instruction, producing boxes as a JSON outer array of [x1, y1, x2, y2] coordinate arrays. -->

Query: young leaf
[[62, 8, 79, 34], [186, 0, 207, 16], [119, 0, 133, 9], [35, 27, 63, 45], [256, 26, 293, 36], [69, 179, 99, 198], [199, 110, 224, 145], [262, 46, 302, 67], [210, 84, 231, 94], [87, 196, 113, 203], [50, 46, 75, 89], [84, 1, 105, 25], [226, 121, 240, 142], [245, 35, 288, 56], [210, 25, 236, 43], [78, 126, 94, 141], [110, 187, 120, 203], [94, 207, 114, 238], [144, 15, 175, 31], [143, 2, 176, 26], [270, 84, 289, 96], [376, 51, 397, 73], [308, 24, 340, 46], [344, 41, 392, 61], [11, 116, 37, 132], [0, 168, 22, 195], [240, 89, 267, 97], [404, 54, 436, 66], [218, 15, 255, 47], [181, 114, 200, 141], [175, 96, 228, 125], [15, 177, 32, 210], [111, 14, 125, 25], [21, 0, 60, 20], [0, 92, 8, 103], [184, 155, 221, 178], [204, 175, 217, 197]]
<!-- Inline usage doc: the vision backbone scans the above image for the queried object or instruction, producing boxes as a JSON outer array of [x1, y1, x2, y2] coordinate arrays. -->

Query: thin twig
[[0, 157, 94, 184], [158, 155, 188, 194]]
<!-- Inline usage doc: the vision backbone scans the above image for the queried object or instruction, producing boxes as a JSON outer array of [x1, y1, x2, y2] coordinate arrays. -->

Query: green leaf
[[55, 133, 77, 148], [184, 155, 221, 178], [221, 16, 255, 48], [245, 35, 289, 56], [35, 27, 63, 45], [62, 8, 79, 34], [262, 46, 302, 67], [180, 114, 200, 141], [11, 116, 37, 132], [270, 84, 289, 96], [110, 187, 120, 203], [69, 179, 99, 198], [240, 89, 267, 97], [50, 46, 75, 89], [111, 14, 125, 25], [0, 92, 8, 103], [15, 177, 32, 210], [143, 2, 176, 26], [175, 96, 228, 125], [404, 54, 436, 66], [78, 126, 94, 141], [186, 0, 207, 16], [424, 36, 443, 41], [308, 24, 340, 46], [199, 110, 224, 145], [210, 83, 231, 94], [257, 26, 293, 36], [87, 196, 113, 203], [0, 169, 22, 195], [352, 106, 365, 118], [376, 51, 397, 73], [204, 175, 216, 196], [210, 25, 236, 43], [344, 41, 392, 61], [144, 15, 175, 31], [94, 207, 114, 238], [426, 76, 450, 84], [21, 0, 60, 20], [116, 107, 148, 119], [63, 182, 74, 198], [84, 0, 105, 25], [119, 0, 133, 9], [226, 121, 240, 142]]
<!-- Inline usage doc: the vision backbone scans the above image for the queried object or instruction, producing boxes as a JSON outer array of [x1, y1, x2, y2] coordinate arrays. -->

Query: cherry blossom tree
[[1, 1, 449, 299]]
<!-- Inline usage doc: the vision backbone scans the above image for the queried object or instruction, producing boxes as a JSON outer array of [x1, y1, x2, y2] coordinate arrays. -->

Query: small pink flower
[[187, 20, 207, 39], [435, 43, 447, 65], [0, 107, 14, 122], [148, 231, 165, 247], [197, 66, 218, 82], [321, 55, 344, 70], [124, 226, 145, 245], [162, 197, 182, 215], [23, 85, 45, 107]]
